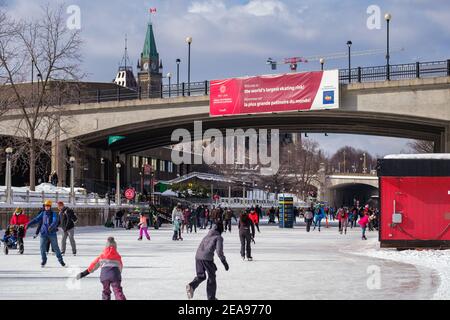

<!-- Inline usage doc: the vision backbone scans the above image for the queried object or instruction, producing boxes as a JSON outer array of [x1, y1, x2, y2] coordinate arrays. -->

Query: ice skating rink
[[0, 223, 441, 300]]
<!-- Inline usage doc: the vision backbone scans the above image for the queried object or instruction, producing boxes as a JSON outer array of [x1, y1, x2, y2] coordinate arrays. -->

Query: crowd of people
[[1, 199, 379, 301]]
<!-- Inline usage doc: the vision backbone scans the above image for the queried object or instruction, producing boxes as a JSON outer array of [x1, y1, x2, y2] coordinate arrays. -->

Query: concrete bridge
[[1, 76, 449, 187]]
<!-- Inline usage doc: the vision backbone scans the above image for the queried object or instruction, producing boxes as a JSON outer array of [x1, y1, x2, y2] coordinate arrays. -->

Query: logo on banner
[[323, 91, 335, 105], [220, 85, 227, 94]]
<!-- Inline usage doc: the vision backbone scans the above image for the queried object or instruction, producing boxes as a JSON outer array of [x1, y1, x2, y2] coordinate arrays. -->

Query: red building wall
[[380, 177, 450, 242]]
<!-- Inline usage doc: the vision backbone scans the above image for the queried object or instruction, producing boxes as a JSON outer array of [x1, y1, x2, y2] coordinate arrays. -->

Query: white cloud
[[241, 0, 286, 17]]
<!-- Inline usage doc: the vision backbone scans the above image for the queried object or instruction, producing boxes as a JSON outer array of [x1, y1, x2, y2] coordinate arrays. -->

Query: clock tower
[[137, 22, 162, 97]]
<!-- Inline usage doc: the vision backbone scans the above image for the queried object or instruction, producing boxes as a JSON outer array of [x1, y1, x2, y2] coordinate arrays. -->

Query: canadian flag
[[149, 8, 157, 13]]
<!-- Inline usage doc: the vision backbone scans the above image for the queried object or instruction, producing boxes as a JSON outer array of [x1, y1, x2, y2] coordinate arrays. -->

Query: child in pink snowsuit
[[138, 213, 150, 241]]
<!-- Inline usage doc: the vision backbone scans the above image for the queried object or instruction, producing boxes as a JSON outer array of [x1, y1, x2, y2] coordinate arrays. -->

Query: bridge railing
[[339, 59, 450, 83], [68, 59, 450, 104]]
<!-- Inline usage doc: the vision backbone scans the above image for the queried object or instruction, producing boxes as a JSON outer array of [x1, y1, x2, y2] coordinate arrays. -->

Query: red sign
[[210, 70, 339, 116], [124, 188, 136, 200]]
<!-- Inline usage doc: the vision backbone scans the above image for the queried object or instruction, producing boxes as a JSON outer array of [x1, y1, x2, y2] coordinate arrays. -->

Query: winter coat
[[59, 207, 78, 232], [173, 218, 181, 231], [238, 215, 255, 238], [183, 210, 191, 223], [304, 210, 313, 220], [337, 209, 348, 221], [224, 209, 236, 221], [172, 207, 183, 223], [358, 215, 370, 228], [88, 246, 123, 283], [28, 210, 60, 237], [195, 224, 227, 264], [139, 215, 148, 228], [10, 213, 30, 237], [249, 211, 259, 224]]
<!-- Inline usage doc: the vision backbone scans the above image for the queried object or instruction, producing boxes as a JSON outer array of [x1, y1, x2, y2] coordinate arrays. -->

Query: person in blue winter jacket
[[313, 205, 326, 232], [27, 200, 65, 267]]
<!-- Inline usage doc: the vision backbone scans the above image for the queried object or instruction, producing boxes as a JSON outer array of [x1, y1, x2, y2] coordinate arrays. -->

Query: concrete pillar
[[441, 125, 450, 153], [51, 138, 66, 187]]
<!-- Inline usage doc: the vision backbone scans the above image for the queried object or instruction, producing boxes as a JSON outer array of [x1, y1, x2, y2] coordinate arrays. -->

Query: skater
[[173, 216, 182, 241], [189, 207, 198, 233], [182, 207, 191, 233], [358, 211, 370, 240], [76, 237, 126, 300], [337, 207, 349, 235], [238, 211, 255, 261], [268, 207, 276, 224], [223, 207, 237, 233], [115, 209, 124, 228], [58, 202, 78, 256], [304, 206, 314, 232], [9, 208, 29, 254], [27, 200, 65, 267], [313, 205, 325, 232], [186, 223, 229, 300], [138, 212, 151, 241], [172, 203, 183, 224], [248, 207, 260, 233], [197, 205, 205, 229]]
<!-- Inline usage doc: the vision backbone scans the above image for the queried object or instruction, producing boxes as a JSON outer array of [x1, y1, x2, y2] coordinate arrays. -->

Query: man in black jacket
[[238, 212, 255, 261], [186, 223, 229, 300], [57, 201, 78, 255]]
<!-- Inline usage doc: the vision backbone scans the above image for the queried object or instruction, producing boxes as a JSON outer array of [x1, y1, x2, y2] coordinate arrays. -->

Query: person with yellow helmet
[[27, 200, 66, 267]]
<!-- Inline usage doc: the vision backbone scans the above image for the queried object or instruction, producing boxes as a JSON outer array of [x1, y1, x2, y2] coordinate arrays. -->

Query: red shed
[[378, 154, 450, 249]]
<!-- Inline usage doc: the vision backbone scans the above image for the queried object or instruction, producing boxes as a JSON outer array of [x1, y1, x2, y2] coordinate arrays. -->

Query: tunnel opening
[[328, 183, 379, 208]]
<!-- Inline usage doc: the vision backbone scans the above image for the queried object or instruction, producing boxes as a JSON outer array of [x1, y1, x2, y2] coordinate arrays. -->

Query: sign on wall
[[210, 70, 339, 116]]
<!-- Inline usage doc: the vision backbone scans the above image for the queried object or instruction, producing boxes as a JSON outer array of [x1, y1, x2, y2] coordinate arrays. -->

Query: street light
[[69, 156, 76, 205], [176, 58, 181, 96], [385, 13, 392, 80], [320, 58, 325, 71], [167, 72, 172, 97], [116, 162, 122, 206], [186, 36, 193, 96], [347, 41, 352, 83], [5, 147, 13, 204]]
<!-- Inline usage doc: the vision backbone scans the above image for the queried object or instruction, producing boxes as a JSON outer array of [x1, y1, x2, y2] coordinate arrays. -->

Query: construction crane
[[266, 47, 405, 71]]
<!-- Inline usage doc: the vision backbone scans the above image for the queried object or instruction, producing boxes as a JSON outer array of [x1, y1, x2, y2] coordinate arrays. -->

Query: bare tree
[[407, 140, 434, 154], [0, 5, 82, 190]]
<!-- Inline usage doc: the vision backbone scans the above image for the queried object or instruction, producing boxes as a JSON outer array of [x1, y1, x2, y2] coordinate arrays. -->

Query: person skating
[[238, 212, 255, 261], [58, 201, 78, 256], [268, 206, 276, 224], [173, 216, 182, 241], [186, 223, 229, 300], [27, 200, 65, 267], [182, 207, 191, 233], [313, 205, 325, 232], [223, 207, 237, 233], [138, 212, 151, 241], [115, 209, 124, 228], [248, 207, 260, 233], [304, 206, 314, 232], [9, 208, 29, 254], [189, 207, 198, 233], [337, 207, 349, 235], [358, 211, 370, 240], [76, 237, 126, 300]]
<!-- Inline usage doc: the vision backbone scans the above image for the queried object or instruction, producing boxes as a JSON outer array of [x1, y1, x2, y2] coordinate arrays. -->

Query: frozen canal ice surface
[[0, 222, 442, 300]]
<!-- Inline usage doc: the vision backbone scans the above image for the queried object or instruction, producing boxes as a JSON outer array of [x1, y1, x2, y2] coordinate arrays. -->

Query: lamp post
[[116, 162, 121, 206], [186, 37, 193, 96], [167, 72, 172, 97], [69, 156, 75, 205], [347, 41, 352, 83], [320, 58, 325, 71], [176, 58, 181, 96], [5, 147, 13, 204], [385, 13, 392, 81]]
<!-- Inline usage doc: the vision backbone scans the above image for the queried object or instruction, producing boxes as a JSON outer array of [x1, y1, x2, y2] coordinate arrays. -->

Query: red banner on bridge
[[210, 70, 339, 116]]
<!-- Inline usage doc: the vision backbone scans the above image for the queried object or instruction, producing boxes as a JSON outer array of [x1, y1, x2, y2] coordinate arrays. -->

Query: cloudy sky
[[2, 0, 449, 156]]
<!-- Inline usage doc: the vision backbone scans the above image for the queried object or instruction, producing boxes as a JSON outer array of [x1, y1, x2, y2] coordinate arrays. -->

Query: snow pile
[[0, 183, 86, 194], [384, 154, 450, 160], [352, 242, 450, 300]]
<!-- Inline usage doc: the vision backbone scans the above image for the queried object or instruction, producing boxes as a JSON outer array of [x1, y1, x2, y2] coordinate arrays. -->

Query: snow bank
[[384, 154, 450, 160], [351, 241, 450, 300], [0, 183, 86, 194]]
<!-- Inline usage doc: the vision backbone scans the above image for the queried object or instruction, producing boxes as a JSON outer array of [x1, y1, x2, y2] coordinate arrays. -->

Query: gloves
[[33, 234, 38, 239], [76, 269, 90, 280], [223, 261, 229, 271]]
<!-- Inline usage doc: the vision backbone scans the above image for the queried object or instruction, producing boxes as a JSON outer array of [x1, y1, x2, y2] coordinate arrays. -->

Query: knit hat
[[106, 237, 117, 248]]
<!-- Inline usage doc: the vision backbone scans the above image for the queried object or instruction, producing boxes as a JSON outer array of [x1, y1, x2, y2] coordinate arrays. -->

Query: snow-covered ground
[[0, 222, 444, 300], [346, 239, 450, 300]]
